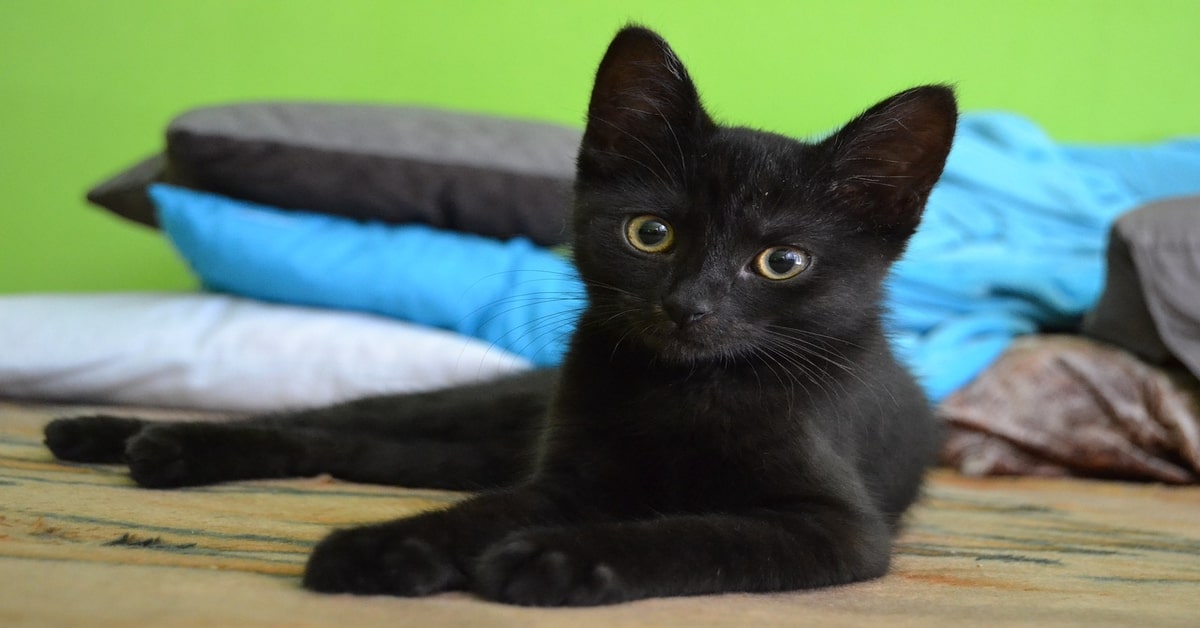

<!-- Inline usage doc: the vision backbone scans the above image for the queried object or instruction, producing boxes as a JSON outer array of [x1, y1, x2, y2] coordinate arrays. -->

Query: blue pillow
[[153, 112, 1200, 402], [151, 184, 579, 366]]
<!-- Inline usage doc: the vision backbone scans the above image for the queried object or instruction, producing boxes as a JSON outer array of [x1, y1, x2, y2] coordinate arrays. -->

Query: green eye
[[754, 246, 811, 280], [625, 215, 674, 253]]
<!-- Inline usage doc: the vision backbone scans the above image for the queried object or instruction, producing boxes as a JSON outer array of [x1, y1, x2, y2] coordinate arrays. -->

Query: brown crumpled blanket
[[938, 335, 1200, 483]]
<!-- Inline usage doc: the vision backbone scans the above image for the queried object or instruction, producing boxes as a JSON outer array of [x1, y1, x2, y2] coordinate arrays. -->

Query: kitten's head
[[571, 26, 956, 365]]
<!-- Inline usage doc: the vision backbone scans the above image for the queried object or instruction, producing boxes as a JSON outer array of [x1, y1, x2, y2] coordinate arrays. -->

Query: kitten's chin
[[630, 323, 733, 365]]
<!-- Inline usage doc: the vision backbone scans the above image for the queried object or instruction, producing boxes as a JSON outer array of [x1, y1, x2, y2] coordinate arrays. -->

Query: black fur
[[44, 26, 955, 606]]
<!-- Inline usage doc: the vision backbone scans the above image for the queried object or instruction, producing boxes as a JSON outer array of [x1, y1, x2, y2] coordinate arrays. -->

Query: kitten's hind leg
[[44, 415, 146, 463], [273, 368, 557, 442], [123, 422, 532, 490], [43, 369, 555, 489], [123, 422, 326, 488]]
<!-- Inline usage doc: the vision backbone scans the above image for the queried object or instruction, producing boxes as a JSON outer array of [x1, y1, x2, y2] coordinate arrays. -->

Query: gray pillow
[[85, 153, 169, 229], [86, 103, 582, 245], [1084, 195, 1200, 379]]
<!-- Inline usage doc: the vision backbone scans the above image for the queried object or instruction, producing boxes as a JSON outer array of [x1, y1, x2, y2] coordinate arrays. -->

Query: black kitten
[[45, 26, 955, 606]]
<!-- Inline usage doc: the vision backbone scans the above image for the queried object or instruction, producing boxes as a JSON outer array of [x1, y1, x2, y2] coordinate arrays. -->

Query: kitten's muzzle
[[662, 296, 712, 330]]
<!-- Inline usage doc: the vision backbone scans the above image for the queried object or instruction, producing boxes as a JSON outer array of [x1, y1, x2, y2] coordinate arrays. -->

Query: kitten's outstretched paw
[[303, 523, 464, 596], [125, 425, 197, 488], [44, 415, 144, 463], [475, 531, 628, 606]]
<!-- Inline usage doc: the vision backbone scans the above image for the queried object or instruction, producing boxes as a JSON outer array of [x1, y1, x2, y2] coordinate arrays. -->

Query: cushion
[[1083, 195, 1200, 379], [939, 335, 1200, 483], [88, 103, 581, 245], [85, 153, 168, 228], [152, 184, 580, 367], [0, 293, 530, 412]]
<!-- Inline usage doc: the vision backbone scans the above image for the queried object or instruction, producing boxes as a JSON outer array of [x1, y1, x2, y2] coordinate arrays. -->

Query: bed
[[3, 102, 1200, 625], [3, 398, 1198, 626]]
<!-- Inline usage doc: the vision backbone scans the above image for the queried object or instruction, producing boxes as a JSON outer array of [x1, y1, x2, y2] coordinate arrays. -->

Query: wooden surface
[[2, 398, 1198, 627]]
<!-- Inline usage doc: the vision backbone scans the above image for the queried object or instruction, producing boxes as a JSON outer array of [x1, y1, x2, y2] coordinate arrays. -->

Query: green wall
[[3, 0, 1198, 293]]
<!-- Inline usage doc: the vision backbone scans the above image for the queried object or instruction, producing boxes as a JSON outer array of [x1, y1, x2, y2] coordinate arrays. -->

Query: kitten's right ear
[[577, 26, 714, 182]]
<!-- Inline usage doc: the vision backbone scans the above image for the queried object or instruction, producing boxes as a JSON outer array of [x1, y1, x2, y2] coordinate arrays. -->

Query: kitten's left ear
[[823, 85, 957, 239]]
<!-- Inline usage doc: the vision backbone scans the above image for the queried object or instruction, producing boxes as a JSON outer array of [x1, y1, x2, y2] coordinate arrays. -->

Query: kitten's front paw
[[303, 523, 464, 596], [44, 416, 144, 463], [475, 531, 628, 606]]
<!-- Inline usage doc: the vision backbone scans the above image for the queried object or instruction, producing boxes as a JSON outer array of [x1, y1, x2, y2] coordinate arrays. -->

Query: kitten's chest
[[554, 373, 805, 512]]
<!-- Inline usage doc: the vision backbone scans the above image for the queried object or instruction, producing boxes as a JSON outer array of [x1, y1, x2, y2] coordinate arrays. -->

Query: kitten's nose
[[663, 298, 711, 329]]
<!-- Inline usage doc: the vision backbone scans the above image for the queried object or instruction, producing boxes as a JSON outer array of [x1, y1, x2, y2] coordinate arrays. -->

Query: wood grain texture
[[2, 398, 1198, 627]]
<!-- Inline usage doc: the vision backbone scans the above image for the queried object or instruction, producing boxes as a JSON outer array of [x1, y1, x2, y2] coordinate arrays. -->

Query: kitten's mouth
[[636, 318, 730, 363], [598, 300, 736, 363]]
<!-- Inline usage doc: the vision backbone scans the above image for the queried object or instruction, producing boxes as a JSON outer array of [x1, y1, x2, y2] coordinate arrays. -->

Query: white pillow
[[0, 293, 530, 412]]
